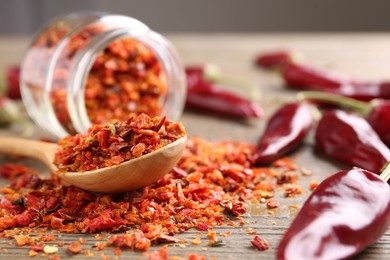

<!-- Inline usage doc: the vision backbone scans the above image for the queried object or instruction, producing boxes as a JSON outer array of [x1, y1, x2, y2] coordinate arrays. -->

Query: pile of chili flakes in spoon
[[0, 137, 306, 259]]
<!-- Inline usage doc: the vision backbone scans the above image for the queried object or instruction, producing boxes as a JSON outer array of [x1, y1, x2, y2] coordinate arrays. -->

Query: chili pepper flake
[[67, 241, 82, 254], [266, 199, 280, 209], [284, 184, 303, 198], [28, 249, 38, 257], [0, 136, 304, 256], [191, 237, 202, 245], [14, 234, 30, 246], [310, 180, 319, 190], [188, 254, 206, 260], [250, 235, 269, 251], [144, 246, 169, 260]]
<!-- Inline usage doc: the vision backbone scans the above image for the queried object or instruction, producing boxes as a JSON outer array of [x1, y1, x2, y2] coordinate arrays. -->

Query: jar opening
[[75, 36, 168, 131]]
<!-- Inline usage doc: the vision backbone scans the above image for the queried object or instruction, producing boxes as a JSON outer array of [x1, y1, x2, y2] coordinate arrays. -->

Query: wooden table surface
[[1, 33, 390, 259]]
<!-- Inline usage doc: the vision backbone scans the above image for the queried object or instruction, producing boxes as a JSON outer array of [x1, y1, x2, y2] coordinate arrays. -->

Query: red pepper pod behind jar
[[185, 66, 263, 118], [0, 66, 21, 99], [255, 50, 292, 69], [253, 102, 314, 165], [277, 168, 390, 260], [315, 110, 390, 173]]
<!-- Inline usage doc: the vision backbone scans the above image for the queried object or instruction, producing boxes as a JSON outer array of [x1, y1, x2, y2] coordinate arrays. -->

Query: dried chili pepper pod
[[315, 109, 390, 173], [282, 61, 350, 91], [282, 61, 390, 101], [253, 102, 314, 165], [185, 65, 263, 118], [277, 166, 390, 260], [299, 91, 390, 147], [255, 50, 293, 69], [0, 66, 21, 100]]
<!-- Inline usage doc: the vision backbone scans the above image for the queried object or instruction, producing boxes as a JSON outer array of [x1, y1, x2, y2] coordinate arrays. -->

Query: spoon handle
[[0, 136, 58, 169]]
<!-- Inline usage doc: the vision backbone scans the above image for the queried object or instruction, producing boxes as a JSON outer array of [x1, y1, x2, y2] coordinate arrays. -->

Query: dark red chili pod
[[315, 109, 390, 173], [0, 66, 21, 100], [5, 66, 21, 100], [282, 62, 349, 90], [299, 91, 390, 147], [255, 50, 292, 69], [253, 102, 314, 165], [365, 99, 390, 147], [185, 65, 263, 119], [277, 168, 390, 260]]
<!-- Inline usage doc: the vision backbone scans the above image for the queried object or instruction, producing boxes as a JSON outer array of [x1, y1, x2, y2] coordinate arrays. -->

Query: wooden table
[[1, 33, 390, 259]]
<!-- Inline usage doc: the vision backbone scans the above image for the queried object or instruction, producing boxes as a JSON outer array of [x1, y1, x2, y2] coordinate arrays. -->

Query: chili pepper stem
[[203, 63, 262, 102], [380, 162, 390, 182], [296, 91, 372, 117]]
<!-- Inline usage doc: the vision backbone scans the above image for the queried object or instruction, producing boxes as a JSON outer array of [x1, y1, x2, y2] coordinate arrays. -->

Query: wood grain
[[1, 33, 390, 259]]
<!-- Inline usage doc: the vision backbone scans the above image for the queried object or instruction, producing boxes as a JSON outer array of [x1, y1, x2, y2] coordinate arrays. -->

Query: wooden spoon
[[0, 136, 186, 193]]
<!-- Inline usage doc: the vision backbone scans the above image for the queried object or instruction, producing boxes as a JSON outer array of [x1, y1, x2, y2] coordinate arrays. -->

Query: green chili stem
[[296, 91, 372, 117], [380, 162, 390, 182], [203, 63, 262, 102]]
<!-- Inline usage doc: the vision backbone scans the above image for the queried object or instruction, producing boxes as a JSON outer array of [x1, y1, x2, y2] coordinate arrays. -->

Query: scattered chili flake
[[266, 199, 280, 209], [191, 237, 202, 245], [221, 199, 246, 217], [188, 253, 206, 260], [113, 247, 122, 256], [272, 157, 297, 170], [29, 250, 38, 257], [220, 231, 232, 237], [14, 234, 30, 246], [284, 184, 303, 198], [246, 228, 256, 234], [54, 113, 186, 172], [84, 249, 94, 256], [58, 240, 65, 247], [250, 235, 269, 251], [310, 180, 319, 190], [0, 136, 304, 257], [206, 230, 218, 246], [67, 241, 82, 254], [276, 171, 298, 185], [144, 246, 168, 260]]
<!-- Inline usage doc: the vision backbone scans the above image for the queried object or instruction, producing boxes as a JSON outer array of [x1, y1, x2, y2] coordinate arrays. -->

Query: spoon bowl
[[0, 136, 186, 193]]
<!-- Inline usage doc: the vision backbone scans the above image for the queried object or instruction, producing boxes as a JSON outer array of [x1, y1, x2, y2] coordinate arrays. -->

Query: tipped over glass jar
[[20, 11, 186, 139]]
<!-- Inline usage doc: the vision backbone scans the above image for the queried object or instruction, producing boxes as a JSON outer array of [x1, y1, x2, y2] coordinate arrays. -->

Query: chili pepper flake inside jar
[[21, 13, 185, 138], [84, 37, 167, 125]]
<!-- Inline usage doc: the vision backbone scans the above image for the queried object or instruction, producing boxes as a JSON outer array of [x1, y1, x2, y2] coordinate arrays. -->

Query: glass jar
[[20, 11, 186, 139]]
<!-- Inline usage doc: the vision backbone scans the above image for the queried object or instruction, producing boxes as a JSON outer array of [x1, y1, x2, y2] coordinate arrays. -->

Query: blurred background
[[1, 0, 390, 34]]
